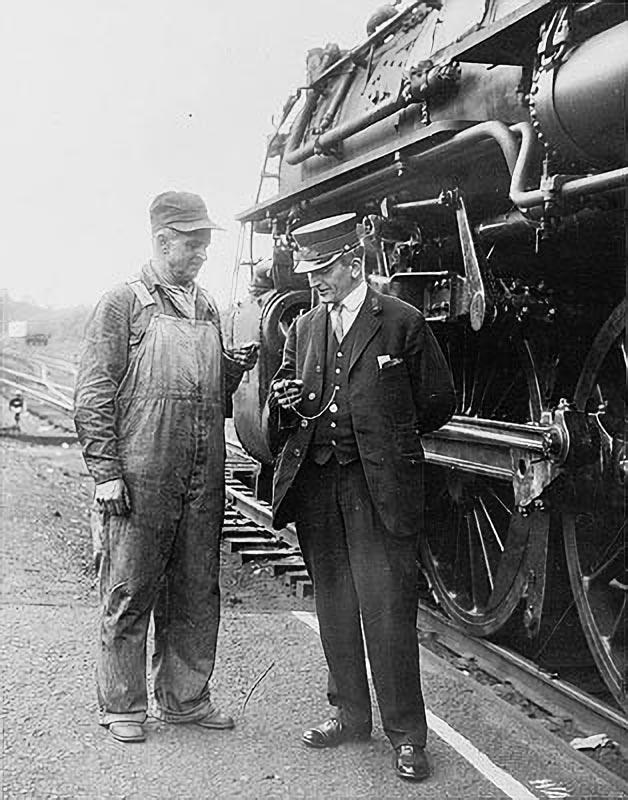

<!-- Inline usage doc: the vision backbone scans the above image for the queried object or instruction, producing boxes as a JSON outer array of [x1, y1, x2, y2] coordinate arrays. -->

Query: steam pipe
[[561, 169, 628, 197], [286, 95, 406, 165], [508, 122, 543, 208], [284, 1, 428, 166], [414, 120, 521, 175], [299, 1, 424, 93], [283, 90, 326, 167], [508, 121, 628, 209], [317, 65, 358, 134], [391, 197, 445, 211]]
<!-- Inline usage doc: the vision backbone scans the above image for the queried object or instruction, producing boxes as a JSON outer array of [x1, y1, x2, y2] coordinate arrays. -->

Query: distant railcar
[[8, 320, 50, 346]]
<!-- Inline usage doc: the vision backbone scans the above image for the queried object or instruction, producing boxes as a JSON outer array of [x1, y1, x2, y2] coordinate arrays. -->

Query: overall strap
[[197, 286, 219, 319], [127, 275, 156, 309]]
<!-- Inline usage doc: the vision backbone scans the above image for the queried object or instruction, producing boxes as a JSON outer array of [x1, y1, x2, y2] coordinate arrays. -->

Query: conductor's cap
[[292, 213, 360, 274]]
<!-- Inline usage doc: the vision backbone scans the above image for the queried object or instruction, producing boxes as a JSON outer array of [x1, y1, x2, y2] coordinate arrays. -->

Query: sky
[[0, 0, 380, 310]]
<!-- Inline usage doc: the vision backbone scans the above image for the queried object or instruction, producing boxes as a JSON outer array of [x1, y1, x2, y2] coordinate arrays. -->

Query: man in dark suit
[[269, 213, 455, 782]]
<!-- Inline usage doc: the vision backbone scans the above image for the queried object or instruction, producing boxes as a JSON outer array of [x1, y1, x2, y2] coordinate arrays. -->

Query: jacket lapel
[[349, 287, 382, 373]]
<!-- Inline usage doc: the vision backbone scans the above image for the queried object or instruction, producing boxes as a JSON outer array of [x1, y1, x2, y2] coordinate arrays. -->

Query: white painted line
[[292, 610, 539, 800], [426, 712, 538, 799]]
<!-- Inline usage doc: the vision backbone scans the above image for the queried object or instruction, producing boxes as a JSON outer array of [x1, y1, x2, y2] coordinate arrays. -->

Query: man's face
[[307, 256, 359, 304], [164, 229, 212, 285]]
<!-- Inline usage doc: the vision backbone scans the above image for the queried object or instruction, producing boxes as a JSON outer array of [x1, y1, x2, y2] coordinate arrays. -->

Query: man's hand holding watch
[[271, 378, 304, 409]]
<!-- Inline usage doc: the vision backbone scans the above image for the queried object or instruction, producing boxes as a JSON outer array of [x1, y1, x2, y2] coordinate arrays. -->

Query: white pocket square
[[377, 355, 403, 370]]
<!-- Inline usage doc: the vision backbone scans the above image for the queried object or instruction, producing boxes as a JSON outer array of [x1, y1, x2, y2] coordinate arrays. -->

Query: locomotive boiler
[[227, 0, 628, 712]]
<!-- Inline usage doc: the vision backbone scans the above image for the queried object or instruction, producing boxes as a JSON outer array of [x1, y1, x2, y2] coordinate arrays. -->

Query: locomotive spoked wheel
[[564, 301, 628, 711], [421, 325, 545, 637]]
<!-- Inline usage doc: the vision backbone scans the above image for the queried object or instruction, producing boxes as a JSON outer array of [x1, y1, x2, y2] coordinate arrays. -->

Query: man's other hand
[[95, 478, 131, 517], [226, 341, 260, 371]]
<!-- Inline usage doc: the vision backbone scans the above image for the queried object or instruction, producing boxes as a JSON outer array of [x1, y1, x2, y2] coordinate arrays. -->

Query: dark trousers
[[294, 458, 427, 748]]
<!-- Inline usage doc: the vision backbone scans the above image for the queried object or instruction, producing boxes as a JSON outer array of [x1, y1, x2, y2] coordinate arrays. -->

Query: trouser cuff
[[152, 697, 213, 724], [387, 731, 427, 749]]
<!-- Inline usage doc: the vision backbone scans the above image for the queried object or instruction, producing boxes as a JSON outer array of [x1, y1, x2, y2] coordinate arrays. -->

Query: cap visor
[[169, 217, 225, 232], [293, 251, 344, 274]]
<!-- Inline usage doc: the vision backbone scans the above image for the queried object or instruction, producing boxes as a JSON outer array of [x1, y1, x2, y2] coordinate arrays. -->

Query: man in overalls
[[74, 191, 258, 744]]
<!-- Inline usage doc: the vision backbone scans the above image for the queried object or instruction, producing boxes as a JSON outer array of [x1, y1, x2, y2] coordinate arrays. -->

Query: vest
[[309, 315, 359, 465]]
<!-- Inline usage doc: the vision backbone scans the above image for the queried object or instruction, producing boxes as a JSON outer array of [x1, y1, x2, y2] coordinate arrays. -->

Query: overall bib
[[97, 306, 225, 725]]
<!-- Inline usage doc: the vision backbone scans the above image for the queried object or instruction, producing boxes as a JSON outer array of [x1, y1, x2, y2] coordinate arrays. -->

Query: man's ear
[[157, 233, 169, 254], [350, 256, 362, 276]]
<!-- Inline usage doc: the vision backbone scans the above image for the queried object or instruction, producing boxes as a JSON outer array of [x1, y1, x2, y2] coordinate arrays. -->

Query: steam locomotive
[[227, 0, 628, 712]]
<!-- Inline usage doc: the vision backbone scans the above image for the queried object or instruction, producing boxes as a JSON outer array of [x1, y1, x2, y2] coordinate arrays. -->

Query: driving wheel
[[564, 300, 628, 710], [420, 323, 546, 636]]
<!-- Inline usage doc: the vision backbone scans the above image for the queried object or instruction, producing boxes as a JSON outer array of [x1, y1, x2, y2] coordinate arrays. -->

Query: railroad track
[[4, 347, 627, 754], [223, 441, 628, 756], [0, 348, 76, 436]]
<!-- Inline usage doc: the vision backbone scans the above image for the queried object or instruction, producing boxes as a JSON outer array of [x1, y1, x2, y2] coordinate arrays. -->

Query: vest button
[[300, 419, 309, 428], [315, 365, 321, 373], [331, 439, 337, 446], [293, 448, 301, 456], [308, 392, 316, 400], [337, 352, 343, 358], [335, 367, 341, 374], [330, 404, 338, 413], [330, 422, 337, 428]]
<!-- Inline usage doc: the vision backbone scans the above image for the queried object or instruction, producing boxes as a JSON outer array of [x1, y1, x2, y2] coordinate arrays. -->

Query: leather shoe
[[302, 717, 370, 748], [192, 705, 235, 730], [394, 744, 430, 781], [107, 721, 146, 743]]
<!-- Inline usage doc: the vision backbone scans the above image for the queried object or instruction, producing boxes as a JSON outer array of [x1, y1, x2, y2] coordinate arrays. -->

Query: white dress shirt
[[329, 281, 368, 341]]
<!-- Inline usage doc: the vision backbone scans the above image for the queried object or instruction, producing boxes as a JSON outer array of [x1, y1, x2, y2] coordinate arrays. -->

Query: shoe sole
[[302, 734, 370, 749], [110, 734, 146, 743], [193, 721, 235, 730], [396, 771, 430, 782]]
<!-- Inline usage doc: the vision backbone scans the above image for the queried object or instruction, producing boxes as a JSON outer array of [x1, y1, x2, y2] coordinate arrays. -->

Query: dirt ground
[[2, 422, 627, 797], [0, 432, 315, 799]]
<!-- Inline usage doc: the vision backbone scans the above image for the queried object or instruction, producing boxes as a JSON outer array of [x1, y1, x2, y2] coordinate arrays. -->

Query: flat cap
[[292, 213, 360, 274], [150, 191, 224, 233]]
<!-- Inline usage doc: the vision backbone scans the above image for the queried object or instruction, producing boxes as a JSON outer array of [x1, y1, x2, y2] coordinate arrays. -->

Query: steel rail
[[0, 365, 73, 401], [222, 436, 628, 749], [418, 603, 628, 754], [0, 376, 73, 414], [19, 351, 77, 377], [225, 443, 300, 550]]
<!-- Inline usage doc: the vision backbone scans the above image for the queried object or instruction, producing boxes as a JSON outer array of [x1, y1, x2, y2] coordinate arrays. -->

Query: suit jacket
[[270, 287, 456, 536]]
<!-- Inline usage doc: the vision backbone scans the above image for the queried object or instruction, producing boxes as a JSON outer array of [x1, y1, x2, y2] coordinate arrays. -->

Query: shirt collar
[[337, 281, 368, 313], [145, 260, 196, 293]]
